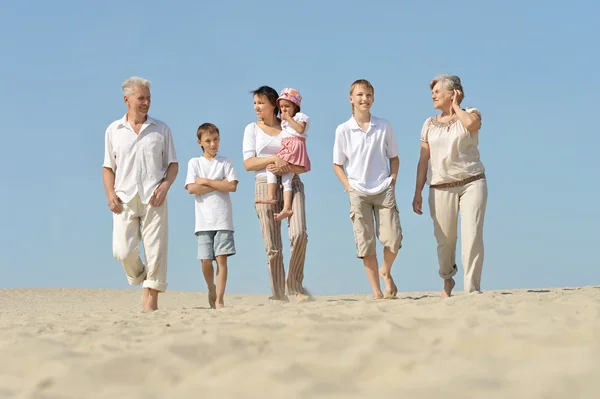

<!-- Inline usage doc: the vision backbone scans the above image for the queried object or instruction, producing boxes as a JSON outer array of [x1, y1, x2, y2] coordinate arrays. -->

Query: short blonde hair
[[350, 79, 374, 96], [349, 79, 374, 112], [122, 76, 151, 97]]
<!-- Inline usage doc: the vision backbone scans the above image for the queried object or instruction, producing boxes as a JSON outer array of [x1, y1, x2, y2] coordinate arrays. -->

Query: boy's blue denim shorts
[[196, 230, 236, 260]]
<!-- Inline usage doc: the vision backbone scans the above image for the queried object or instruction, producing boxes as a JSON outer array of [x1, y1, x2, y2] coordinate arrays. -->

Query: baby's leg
[[255, 169, 278, 205], [275, 173, 294, 222]]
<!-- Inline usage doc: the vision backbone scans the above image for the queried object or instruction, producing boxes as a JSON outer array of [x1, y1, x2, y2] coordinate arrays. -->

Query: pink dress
[[278, 112, 311, 172]]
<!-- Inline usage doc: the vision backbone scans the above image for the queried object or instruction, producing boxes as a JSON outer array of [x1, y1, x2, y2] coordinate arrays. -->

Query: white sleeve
[[294, 112, 310, 133], [385, 122, 399, 158], [294, 112, 309, 123], [242, 124, 257, 161], [184, 159, 197, 188], [163, 125, 178, 166], [225, 159, 239, 182], [102, 127, 116, 170], [465, 107, 482, 120], [332, 126, 347, 165]]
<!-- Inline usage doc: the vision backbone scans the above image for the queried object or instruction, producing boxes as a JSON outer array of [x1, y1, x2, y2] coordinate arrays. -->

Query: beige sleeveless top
[[420, 108, 485, 186]]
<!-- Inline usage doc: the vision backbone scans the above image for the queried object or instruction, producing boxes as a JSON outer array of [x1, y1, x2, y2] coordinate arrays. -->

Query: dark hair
[[196, 123, 220, 151], [251, 85, 279, 118]]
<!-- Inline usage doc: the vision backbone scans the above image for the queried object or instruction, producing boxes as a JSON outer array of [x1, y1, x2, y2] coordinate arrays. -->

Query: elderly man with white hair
[[102, 76, 178, 312]]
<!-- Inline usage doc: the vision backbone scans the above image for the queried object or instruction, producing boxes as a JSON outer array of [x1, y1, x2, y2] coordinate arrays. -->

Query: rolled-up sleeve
[[102, 127, 116, 170], [163, 125, 178, 166]]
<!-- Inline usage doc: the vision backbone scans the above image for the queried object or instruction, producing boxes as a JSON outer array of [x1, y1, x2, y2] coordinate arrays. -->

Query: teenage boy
[[333, 79, 403, 299]]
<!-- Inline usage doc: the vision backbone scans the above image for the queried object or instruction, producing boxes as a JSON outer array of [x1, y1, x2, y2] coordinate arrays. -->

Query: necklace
[[431, 115, 457, 131]]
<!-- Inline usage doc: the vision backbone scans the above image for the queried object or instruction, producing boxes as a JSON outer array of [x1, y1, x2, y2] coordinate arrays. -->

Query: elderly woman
[[412, 74, 488, 297], [242, 85, 311, 303]]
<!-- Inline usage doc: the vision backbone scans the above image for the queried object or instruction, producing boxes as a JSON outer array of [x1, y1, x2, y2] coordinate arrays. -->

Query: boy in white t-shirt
[[333, 79, 403, 300], [185, 123, 239, 309]]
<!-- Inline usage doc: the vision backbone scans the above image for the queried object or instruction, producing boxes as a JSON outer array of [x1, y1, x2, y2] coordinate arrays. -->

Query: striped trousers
[[254, 175, 308, 298]]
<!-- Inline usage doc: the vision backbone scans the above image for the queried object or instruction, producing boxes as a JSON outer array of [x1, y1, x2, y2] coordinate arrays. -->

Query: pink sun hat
[[277, 88, 302, 110]]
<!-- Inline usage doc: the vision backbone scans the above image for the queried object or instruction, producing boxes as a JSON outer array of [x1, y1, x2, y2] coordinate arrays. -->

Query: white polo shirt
[[103, 115, 178, 204], [333, 115, 399, 195], [184, 155, 238, 233]]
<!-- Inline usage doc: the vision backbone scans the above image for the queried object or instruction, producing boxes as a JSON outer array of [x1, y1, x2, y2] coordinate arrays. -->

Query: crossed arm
[[186, 178, 238, 195]]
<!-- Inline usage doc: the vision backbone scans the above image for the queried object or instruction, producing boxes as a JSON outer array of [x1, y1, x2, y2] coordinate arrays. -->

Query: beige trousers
[[254, 176, 308, 298], [112, 194, 168, 292], [428, 178, 487, 293]]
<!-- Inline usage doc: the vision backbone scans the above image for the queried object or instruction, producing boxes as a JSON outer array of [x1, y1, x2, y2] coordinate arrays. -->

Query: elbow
[[243, 160, 252, 171], [230, 183, 238, 192], [465, 120, 481, 133]]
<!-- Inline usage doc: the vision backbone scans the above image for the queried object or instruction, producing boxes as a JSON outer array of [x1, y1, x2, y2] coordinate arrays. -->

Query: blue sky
[[1, 0, 598, 295]]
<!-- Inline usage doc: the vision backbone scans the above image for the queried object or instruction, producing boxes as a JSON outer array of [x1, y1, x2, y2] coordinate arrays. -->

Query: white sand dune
[[1, 287, 600, 398]]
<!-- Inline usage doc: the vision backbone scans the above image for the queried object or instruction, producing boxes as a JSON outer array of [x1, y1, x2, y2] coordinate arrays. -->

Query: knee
[[290, 230, 308, 245], [113, 246, 137, 263]]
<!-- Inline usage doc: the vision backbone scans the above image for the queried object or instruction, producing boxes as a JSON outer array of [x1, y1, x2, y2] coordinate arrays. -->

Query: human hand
[[412, 193, 423, 215], [452, 89, 463, 109], [195, 177, 209, 185], [107, 192, 123, 214], [281, 110, 292, 122], [150, 181, 171, 207], [268, 157, 291, 174]]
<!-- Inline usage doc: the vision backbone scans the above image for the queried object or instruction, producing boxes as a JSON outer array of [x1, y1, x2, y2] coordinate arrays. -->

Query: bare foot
[[296, 292, 314, 303], [141, 288, 149, 308], [143, 288, 159, 312], [255, 197, 277, 205], [379, 269, 398, 299], [274, 208, 293, 222], [216, 301, 225, 310], [372, 291, 384, 300], [268, 295, 290, 304], [441, 278, 456, 298], [208, 284, 217, 309]]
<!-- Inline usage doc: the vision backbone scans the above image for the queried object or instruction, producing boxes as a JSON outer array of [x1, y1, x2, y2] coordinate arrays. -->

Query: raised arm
[[452, 91, 481, 133]]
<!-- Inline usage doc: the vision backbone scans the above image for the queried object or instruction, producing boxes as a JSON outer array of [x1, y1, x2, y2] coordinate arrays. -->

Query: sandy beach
[[1, 287, 600, 398]]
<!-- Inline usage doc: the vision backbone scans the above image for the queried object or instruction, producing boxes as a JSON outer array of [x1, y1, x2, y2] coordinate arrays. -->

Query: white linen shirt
[[184, 155, 238, 233], [103, 115, 178, 204], [420, 107, 485, 185], [333, 115, 399, 195]]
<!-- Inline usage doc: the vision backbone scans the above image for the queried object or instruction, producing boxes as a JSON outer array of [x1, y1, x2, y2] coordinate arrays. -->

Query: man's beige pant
[[112, 194, 168, 292], [348, 184, 403, 258], [254, 176, 308, 299], [428, 178, 487, 293]]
